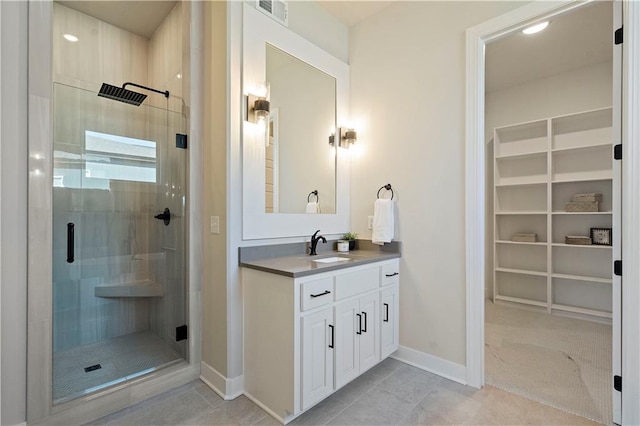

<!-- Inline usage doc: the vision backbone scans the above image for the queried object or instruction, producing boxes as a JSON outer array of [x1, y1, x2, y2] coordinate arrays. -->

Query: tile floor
[[88, 358, 599, 425]]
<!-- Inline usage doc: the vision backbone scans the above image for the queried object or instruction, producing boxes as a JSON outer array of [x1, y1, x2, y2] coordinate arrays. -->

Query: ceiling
[[486, 1, 612, 92], [56, 1, 177, 39], [317, 1, 396, 27], [58, 1, 612, 92], [318, 1, 612, 93]]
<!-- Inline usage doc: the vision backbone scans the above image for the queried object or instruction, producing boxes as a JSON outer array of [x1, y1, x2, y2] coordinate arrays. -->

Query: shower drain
[[84, 364, 102, 373]]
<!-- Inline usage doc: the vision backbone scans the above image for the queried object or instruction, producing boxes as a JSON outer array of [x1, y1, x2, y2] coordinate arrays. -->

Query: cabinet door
[[301, 308, 334, 410], [358, 291, 380, 372], [334, 298, 360, 389], [381, 285, 399, 359]]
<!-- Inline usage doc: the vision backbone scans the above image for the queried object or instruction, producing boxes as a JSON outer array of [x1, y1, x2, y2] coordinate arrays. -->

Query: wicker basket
[[572, 193, 603, 203], [566, 201, 599, 212]]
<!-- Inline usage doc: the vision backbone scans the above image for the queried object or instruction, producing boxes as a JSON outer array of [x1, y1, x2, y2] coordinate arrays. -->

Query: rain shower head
[[97, 82, 169, 106]]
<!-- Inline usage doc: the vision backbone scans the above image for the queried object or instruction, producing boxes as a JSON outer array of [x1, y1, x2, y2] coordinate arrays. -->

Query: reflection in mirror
[[265, 43, 337, 214]]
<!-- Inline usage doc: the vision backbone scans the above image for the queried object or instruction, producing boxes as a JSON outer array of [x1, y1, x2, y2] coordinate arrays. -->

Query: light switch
[[210, 216, 220, 234]]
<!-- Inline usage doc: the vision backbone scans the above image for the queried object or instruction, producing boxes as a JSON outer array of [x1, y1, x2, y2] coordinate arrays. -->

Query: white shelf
[[552, 211, 612, 215], [495, 267, 547, 277], [552, 176, 612, 184], [495, 150, 547, 160], [551, 304, 612, 319], [495, 211, 546, 215], [495, 295, 547, 308], [551, 142, 612, 154], [495, 240, 546, 246], [552, 243, 612, 250], [496, 181, 547, 188], [494, 108, 614, 321], [552, 273, 612, 284]]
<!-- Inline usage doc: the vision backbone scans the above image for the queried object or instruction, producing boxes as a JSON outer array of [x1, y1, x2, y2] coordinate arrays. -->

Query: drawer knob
[[310, 290, 331, 298], [385, 272, 399, 277]]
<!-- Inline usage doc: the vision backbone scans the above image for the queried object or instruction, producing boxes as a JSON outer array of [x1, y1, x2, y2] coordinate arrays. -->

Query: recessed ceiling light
[[63, 34, 79, 42], [522, 21, 549, 35]]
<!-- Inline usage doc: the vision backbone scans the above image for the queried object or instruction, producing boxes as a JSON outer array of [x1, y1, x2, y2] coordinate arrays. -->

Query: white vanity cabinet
[[243, 258, 400, 424], [380, 262, 400, 358]]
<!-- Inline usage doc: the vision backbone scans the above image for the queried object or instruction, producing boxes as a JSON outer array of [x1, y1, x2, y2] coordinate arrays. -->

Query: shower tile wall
[[52, 2, 187, 356]]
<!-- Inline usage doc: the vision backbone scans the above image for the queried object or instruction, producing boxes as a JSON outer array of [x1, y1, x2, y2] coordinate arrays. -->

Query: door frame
[[464, 0, 640, 423]]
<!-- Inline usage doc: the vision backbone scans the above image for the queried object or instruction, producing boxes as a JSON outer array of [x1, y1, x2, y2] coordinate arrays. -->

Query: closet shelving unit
[[493, 107, 614, 321]]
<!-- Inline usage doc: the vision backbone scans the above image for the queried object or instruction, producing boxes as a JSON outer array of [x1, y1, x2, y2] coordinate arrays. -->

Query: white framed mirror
[[242, 5, 350, 240]]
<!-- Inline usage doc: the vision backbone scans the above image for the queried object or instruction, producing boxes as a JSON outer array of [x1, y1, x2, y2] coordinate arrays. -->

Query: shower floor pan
[[53, 331, 181, 404]]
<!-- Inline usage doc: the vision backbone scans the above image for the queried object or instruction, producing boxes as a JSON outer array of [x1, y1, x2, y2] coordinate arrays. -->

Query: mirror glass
[[265, 43, 336, 214]]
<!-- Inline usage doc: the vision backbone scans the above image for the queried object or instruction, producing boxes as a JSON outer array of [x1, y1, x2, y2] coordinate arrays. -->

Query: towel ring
[[377, 184, 394, 200], [308, 190, 319, 203]]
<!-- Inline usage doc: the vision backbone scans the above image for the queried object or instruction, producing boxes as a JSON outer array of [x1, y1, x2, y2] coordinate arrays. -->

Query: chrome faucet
[[309, 230, 327, 256]]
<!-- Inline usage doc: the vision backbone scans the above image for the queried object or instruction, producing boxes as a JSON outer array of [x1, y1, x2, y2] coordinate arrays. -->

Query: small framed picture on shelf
[[590, 228, 612, 246]]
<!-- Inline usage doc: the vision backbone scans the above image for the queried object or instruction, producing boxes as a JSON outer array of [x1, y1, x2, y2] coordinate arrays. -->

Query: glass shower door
[[52, 82, 187, 404]]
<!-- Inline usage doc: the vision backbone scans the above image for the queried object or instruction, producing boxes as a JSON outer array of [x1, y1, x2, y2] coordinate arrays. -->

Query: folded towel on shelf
[[306, 202, 320, 214], [372, 198, 394, 245]]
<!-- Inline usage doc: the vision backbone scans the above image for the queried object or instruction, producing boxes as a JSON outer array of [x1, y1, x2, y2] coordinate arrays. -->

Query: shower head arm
[[123, 82, 169, 98]]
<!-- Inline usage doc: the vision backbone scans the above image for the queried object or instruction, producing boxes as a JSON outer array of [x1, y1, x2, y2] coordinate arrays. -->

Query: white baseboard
[[200, 361, 244, 400], [392, 345, 467, 385]]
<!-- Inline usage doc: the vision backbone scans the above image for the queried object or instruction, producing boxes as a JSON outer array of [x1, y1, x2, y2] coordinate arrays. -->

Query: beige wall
[[201, 0, 229, 376], [484, 60, 613, 299], [348, 1, 526, 365], [204, 1, 351, 381]]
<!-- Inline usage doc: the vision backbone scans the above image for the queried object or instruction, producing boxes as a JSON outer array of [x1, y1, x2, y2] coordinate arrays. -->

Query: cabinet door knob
[[361, 311, 368, 333], [356, 313, 362, 335], [310, 290, 331, 298], [328, 324, 334, 349], [383, 303, 389, 322], [385, 272, 399, 277]]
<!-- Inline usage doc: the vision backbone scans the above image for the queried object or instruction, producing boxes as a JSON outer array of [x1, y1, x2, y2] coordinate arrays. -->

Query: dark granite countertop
[[239, 240, 401, 278]]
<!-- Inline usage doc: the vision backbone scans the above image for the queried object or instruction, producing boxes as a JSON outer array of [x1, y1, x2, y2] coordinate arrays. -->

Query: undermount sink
[[312, 256, 350, 264]]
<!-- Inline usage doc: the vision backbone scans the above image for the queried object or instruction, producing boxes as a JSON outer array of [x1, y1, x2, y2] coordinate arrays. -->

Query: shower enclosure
[[52, 82, 187, 404]]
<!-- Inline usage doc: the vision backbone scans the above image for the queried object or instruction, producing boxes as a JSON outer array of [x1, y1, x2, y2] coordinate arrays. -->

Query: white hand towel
[[372, 198, 394, 245], [306, 202, 320, 214]]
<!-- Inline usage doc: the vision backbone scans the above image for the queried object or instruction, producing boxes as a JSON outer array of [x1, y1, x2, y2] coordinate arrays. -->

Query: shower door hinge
[[614, 260, 622, 276], [176, 325, 188, 341], [176, 133, 188, 149], [614, 375, 622, 392], [614, 27, 623, 45], [614, 144, 622, 160]]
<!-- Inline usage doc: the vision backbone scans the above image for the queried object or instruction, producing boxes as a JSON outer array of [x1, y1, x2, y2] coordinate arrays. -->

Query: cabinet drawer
[[301, 277, 334, 311], [381, 262, 400, 286], [335, 267, 379, 300]]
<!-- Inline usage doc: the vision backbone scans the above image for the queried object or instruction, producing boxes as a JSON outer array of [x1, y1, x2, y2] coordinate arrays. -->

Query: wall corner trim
[[200, 361, 244, 400], [392, 346, 467, 385]]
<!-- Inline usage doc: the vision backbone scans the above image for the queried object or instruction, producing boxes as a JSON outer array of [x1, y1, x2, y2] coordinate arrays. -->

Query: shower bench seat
[[94, 279, 164, 298]]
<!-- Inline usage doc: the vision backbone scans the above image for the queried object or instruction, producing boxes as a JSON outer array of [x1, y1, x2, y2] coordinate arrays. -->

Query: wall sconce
[[246, 94, 270, 126], [245, 82, 270, 127], [328, 127, 358, 148]]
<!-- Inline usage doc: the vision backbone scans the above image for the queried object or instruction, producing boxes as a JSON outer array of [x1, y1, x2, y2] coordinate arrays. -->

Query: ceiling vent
[[256, 0, 288, 27]]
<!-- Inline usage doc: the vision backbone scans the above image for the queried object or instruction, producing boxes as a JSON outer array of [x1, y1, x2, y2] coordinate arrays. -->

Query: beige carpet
[[485, 301, 612, 424]]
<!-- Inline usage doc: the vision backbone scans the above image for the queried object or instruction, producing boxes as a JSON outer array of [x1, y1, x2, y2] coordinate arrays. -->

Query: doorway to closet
[[483, 1, 619, 424]]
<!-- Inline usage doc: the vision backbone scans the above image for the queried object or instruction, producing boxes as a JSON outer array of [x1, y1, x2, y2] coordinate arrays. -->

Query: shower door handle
[[154, 208, 171, 226], [67, 222, 75, 263]]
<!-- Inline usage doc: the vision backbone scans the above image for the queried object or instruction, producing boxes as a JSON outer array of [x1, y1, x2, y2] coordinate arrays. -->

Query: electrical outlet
[[210, 216, 220, 234], [367, 216, 374, 230]]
